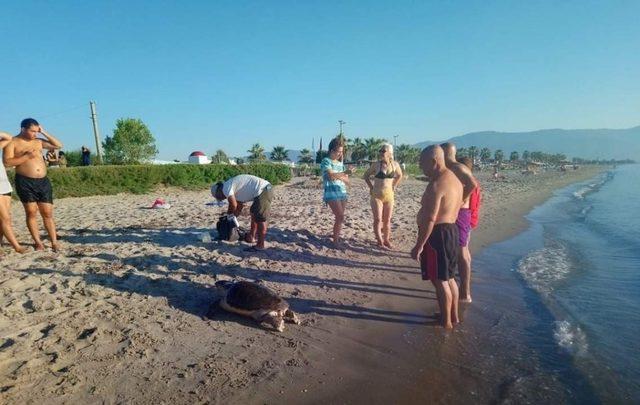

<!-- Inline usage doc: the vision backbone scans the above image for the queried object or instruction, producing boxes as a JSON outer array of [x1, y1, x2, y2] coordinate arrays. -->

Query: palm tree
[[494, 149, 504, 163], [522, 150, 530, 162], [396, 144, 420, 164], [530, 151, 543, 162], [457, 147, 469, 160], [298, 148, 314, 164], [247, 143, 266, 162], [468, 146, 478, 163], [364, 137, 387, 160], [348, 137, 367, 163], [270, 145, 288, 162], [509, 151, 519, 161], [212, 149, 229, 164], [480, 147, 491, 162]]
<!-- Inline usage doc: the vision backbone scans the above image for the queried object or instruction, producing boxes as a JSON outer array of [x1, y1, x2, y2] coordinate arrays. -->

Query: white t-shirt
[[222, 174, 270, 203], [0, 160, 12, 194]]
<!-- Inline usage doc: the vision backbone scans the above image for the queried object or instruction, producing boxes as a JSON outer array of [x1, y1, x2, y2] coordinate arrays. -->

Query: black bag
[[216, 215, 241, 242]]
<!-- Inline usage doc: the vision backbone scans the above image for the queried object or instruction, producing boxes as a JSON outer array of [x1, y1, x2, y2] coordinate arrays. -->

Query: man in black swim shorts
[[3, 118, 63, 251], [411, 145, 464, 329]]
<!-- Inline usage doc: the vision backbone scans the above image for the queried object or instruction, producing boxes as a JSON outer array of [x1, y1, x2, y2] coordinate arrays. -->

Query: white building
[[188, 151, 210, 164]]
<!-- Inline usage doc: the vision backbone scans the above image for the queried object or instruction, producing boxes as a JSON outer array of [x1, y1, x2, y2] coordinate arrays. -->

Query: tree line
[[65, 117, 625, 166]]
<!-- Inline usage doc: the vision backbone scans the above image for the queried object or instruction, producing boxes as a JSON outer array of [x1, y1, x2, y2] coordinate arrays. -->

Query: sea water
[[469, 165, 640, 402]]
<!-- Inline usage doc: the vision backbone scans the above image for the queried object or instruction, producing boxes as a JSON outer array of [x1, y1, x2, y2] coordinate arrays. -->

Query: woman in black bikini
[[363, 143, 403, 249]]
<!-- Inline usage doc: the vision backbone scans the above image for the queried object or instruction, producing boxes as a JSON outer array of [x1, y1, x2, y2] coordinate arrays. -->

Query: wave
[[554, 320, 589, 356], [572, 171, 614, 200], [514, 243, 572, 295], [578, 205, 593, 219]]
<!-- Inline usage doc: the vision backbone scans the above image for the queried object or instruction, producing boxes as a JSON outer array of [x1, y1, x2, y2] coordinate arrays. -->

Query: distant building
[[189, 151, 210, 164]]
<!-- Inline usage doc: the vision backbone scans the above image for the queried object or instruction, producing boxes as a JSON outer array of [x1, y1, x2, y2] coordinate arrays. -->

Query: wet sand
[[0, 166, 603, 404]]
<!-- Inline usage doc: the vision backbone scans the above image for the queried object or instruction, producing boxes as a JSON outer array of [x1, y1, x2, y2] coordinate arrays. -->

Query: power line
[[36, 104, 86, 119]]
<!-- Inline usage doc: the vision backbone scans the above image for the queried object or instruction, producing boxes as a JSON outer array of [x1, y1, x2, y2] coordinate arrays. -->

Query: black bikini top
[[375, 161, 396, 179]]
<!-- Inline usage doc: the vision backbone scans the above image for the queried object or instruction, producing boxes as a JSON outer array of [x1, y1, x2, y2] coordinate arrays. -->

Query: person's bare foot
[[34, 243, 45, 251], [14, 246, 28, 254], [244, 234, 255, 244], [331, 239, 346, 250], [459, 296, 472, 303], [451, 313, 460, 325], [383, 240, 394, 250], [51, 243, 61, 252]]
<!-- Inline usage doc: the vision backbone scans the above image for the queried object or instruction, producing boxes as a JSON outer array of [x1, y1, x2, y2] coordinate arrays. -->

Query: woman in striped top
[[321, 137, 351, 246]]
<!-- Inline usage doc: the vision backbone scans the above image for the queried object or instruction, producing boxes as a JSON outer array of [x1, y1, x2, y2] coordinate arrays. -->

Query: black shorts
[[15, 174, 53, 204], [250, 186, 273, 223], [420, 223, 459, 281]]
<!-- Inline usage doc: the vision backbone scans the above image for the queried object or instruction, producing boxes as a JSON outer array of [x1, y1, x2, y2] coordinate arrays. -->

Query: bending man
[[212, 174, 273, 250]]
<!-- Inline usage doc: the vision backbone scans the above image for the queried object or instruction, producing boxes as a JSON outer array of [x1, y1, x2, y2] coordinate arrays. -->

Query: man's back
[[223, 174, 270, 203], [446, 160, 475, 207], [431, 169, 463, 224]]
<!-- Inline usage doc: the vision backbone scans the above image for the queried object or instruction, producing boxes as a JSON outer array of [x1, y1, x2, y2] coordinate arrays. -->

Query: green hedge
[[7, 163, 291, 199]]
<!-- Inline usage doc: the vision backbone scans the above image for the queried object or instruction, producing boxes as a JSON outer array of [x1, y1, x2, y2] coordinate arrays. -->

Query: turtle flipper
[[260, 311, 285, 332], [284, 309, 300, 325]]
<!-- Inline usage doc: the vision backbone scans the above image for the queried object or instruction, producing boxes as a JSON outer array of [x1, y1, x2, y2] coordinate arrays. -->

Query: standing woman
[[0, 132, 27, 253], [363, 143, 403, 249], [321, 137, 350, 246]]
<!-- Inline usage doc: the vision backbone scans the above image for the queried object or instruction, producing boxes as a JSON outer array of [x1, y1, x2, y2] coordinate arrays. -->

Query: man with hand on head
[[411, 145, 464, 329], [212, 174, 273, 251], [3, 118, 63, 251], [440, 142, 479, 303]]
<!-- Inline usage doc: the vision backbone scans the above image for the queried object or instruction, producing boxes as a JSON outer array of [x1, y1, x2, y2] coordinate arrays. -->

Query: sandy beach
[[0, 166, 603, 404]]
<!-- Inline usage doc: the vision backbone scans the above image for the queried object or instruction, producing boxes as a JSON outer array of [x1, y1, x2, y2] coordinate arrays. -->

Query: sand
[[0, 165, 603, 404]]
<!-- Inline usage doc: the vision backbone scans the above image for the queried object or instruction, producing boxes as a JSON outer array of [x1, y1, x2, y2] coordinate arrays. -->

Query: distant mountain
[[414, 126, 640, 160], [285, 149, 302, 163]]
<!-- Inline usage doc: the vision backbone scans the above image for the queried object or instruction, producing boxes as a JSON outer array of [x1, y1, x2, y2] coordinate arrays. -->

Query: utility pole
[[89, 101, 104, 164], [393, 135, 399, 149], [338, 120, 346, 136]]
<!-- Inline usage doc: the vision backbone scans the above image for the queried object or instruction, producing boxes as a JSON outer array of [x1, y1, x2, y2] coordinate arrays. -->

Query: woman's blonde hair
[[380, 143, 394, 160]]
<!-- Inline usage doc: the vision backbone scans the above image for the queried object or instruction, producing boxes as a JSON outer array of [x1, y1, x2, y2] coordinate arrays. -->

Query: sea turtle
[[215, 280, 300, 332]]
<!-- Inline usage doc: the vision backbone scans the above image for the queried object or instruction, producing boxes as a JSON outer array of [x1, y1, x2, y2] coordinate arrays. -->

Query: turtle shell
[[225, 281, 288, 311]]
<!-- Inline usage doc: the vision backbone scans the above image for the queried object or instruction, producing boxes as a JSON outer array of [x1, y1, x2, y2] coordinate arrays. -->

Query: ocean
[[467, 164, 640, 403]]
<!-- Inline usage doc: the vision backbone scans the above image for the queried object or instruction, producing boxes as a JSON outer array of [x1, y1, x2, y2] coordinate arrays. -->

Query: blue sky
[[2, 1, 639, 160]]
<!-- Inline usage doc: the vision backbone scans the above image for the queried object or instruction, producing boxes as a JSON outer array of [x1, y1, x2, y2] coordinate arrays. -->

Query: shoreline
[[281, 165, 608, 404], [470, 165, 606, 254], [0, 165, 606, 404]]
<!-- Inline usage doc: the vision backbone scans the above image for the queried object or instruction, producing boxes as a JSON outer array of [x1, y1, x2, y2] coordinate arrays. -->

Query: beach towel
[[151, 198, 171, 209]]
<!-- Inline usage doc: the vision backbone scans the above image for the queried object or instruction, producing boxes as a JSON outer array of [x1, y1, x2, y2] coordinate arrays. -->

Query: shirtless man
[[411, 145, 464, 329], [441, 142, 478, 303], [3, 118, 63, 251]]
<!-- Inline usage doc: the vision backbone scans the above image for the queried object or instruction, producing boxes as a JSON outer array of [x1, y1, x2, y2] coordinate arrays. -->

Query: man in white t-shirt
[[211, 174, 273, 250]]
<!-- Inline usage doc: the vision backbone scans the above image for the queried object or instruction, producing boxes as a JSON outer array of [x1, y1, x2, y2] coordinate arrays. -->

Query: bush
[[62, 150, 83, 167], [6, 163, 291, 199]]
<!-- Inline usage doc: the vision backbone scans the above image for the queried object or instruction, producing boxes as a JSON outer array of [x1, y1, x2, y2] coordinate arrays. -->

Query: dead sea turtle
[[215, 280, 300, 332]]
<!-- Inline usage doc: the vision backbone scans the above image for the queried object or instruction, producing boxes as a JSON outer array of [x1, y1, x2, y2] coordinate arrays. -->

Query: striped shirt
[[321, 157, 347, 202]]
